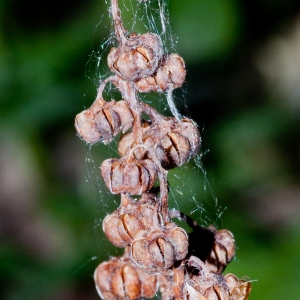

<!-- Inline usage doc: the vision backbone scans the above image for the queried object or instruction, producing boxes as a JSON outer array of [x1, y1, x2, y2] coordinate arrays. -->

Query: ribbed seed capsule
[[224, 274, 251, 300], [131, 223, 188, 274], [183, 256, 230, 300], [75, 100, 133, 144], [205, 228, 236, 273], [108, 33, 163, 81], [94, 256, 157, 300], [118, 117, 200, 169], [101, 158, 157, 195], [102, 197, 156, 247], [134, 53, 186, 92]]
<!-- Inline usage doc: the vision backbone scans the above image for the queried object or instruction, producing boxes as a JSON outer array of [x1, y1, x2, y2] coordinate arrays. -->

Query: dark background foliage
[[1, 0, 300, 299]]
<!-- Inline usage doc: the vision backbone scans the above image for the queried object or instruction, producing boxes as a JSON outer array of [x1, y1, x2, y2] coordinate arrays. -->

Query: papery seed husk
[[149, 238, 174, 269], [94, 260, 121, 300], [167, 226, 189, 261], [140, 204, 156, 228], [216, 230, 235, 262], [185, 282, 208, 300], [94, 110, 114, 144], [178, 118, 201, 156], [118, 132, 135, 157], [124, 163, 144, 194], [111, 100, 134, 133], [107, 47, 122, 76], [122, 265, 142, 300], [131, 234, 154, 270], [111, 162, 125, 193], [104, 107, 121, 134], [116, 50, 149, 81], [111, 267, 126, 299], [204, 286, 222, 300], [101, 159, 115, 193], [167, 132, 190, 166], [103, 213, 128, 247], [141, 159, 157, 191], [134, 75, 158, 93], [224, 274, 251, 300], [137, 266, 158, 298], [118, 214, 143, 242], [156, 53, 186, 91], [75, 110, 102, 144]]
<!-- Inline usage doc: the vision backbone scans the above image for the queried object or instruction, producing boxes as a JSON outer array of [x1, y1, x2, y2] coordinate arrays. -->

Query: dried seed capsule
[[102, 197, 156, 247], [134, 53, 186, 92], [131, 223, 188, 274], [101, 158, 157, 195], [75, 100, 134, 144], [205, 228, 236, 273], [183, 256, 230, 300], [224, 274, 251, 300], [156, 53, 186, 91], [118, 117, 200, 169], [94, 256, 157, 300], [108, 33, 163, 81]]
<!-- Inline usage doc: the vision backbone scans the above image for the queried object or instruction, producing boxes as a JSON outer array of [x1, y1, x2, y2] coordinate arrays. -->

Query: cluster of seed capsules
[[75, 1, 251, 298]]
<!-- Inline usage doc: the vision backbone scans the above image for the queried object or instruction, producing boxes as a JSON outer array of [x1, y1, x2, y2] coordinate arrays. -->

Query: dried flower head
[[134, 53, 186, 92], [131, 223, 188, 274], [118, 116, 200, 169], [101, 157, 157, 195], [102, 194, 157, 247], [205, 228, 236, 273], [94, 253, 158, 300], [107, 33, 163, 81], [75, 99, 133, 144]]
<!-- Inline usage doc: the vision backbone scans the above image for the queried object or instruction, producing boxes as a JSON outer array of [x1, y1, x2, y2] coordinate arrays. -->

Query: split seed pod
[[205, 228, 236, 273], [183, 256, 230, 300], [94, 256, 157, 300], [224, 274, 251, 300], [108, 33, 163, 81], [103, 195, 157, 247], [118, 117, 200, 169], [101, 158, 157, 195], [134, 53, 186, 93], [131, 223, 188, 274], [75, 99, 133, 144]]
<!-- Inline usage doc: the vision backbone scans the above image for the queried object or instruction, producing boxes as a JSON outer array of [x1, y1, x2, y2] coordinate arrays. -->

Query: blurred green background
[[1, 0, 300, 299]]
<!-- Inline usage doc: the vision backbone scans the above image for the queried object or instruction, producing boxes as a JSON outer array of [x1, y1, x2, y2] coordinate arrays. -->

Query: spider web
[[80, 0, 225, 298]]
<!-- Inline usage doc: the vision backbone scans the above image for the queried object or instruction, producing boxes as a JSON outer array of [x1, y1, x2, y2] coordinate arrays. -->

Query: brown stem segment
[[111, 0, 127, 46]]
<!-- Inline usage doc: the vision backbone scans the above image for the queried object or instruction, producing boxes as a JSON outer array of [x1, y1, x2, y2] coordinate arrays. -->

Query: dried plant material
[[107, 33, 163, 81], [118, 116, 200, 169], [75, 0, 251, 298], [134, 53, 186, 92], [75, 99, 133, 144], [101, 158, 157, 195], [205, 228, 236, 273], [102, 195, 157, 247], [224, 274, 251, 300], [94, 253, 157, 300], [131, 223, 188, 274]]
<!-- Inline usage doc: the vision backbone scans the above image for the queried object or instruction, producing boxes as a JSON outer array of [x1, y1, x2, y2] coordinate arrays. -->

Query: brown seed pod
[[131, 223, 188, 274], [134, 53, 186, 92], [118, 117, 200, 169], [205, 228, 236, 273], [224, 274, 251, 300], [102, 195, 157, 247], [94, 255, 158, 300], [107, 33, 163, 81], [101, 158, 157, 195], [183, 256, 230, 300], [75, 99, 133, 144]]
